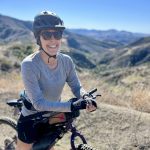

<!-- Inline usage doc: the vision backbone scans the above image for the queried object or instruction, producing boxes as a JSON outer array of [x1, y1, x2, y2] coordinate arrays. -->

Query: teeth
[[48, 45, 57, 48]]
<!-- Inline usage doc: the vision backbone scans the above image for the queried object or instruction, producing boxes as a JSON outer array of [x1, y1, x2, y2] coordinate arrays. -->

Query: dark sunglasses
[[41, 31, 63, 40]]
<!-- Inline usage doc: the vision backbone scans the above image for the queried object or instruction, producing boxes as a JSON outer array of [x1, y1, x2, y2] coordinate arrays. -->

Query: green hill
[[98, 36, 150, 67]]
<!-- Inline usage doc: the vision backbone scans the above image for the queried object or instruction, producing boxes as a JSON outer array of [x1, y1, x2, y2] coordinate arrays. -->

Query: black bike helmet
[[33, 11, 65, 44]]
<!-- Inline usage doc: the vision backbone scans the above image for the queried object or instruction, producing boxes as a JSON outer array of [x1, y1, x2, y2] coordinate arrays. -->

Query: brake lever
[[84, 88, 101, 99], [92, 94, 101, 99]]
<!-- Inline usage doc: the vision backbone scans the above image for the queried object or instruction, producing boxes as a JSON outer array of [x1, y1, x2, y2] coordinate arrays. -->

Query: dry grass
[[0, 72, 24, 95], [131, 86, 150, 113]]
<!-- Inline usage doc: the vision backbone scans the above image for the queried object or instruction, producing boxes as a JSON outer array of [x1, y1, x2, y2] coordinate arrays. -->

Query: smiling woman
[[16, 10, 97, 150]]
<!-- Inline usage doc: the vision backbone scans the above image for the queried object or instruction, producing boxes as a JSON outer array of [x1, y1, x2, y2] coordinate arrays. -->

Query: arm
[[65, 57, 97, 112], [66, 57, 87, 99]]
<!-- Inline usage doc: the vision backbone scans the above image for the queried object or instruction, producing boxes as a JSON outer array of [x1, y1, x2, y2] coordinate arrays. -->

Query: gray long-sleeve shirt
[[21, 51, 85, 116]]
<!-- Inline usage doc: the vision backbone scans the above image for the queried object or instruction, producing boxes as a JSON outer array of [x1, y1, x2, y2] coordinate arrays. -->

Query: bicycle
[[0, 88, 100, 150]]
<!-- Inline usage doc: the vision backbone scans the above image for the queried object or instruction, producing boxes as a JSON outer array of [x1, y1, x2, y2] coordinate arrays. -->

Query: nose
[[48, 35, 55, 41]]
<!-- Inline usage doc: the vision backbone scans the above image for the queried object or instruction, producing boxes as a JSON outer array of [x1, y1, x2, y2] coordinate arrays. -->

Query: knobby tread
[[0, 117, 17, 130], [0, 117, 17, 150], [77, 144, 97, 150]]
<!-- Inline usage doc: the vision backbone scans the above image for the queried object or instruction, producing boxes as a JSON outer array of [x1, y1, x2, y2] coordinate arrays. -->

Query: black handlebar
[[87, 88, 101, 99], [88, 88, 97, 95]]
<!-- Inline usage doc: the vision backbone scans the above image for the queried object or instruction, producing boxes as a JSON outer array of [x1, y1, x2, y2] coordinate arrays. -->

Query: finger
[[86, 104, 90, 111], [86, 104, 96, 112], [87, 100, 92, 105]]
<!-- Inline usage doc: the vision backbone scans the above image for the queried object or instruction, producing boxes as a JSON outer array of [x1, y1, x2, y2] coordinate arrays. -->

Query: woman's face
[[40, 29, 62, 56]]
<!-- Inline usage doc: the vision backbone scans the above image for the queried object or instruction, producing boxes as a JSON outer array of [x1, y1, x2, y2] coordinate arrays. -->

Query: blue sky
[[0, 0, 150, 33]]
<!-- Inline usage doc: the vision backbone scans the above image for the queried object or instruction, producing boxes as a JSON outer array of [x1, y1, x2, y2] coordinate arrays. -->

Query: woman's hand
[[71, 97, 97, 112], [85, 97, 97, 112], [86, 102, 97, 112]]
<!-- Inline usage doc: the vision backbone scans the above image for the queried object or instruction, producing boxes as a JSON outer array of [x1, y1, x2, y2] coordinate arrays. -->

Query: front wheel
[[0, 117, 17, 150], [77, 144, 97, 150]]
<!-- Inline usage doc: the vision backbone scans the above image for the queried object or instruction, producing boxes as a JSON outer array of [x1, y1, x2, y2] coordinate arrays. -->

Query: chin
[[47, 49, 57, 54], [49, 52, 58, 56], [48, 47, 59, 53]]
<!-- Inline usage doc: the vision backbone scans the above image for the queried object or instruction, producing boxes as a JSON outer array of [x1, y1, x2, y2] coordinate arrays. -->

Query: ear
[[37, 36, 41, 46]]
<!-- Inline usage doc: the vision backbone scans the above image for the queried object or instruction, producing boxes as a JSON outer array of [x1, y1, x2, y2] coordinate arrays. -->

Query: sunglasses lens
[[41, 31, 62, 40], [53, 31, 63, 40], [41, 32, 52, 40]]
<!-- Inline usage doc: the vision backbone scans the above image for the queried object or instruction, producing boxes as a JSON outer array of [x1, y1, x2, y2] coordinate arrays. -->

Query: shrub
[[0, 58, 13, 71], [11, 45, 33, 60]]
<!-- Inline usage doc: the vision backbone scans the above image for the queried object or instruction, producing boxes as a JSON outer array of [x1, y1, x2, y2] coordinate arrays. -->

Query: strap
[[19, 90, 36, 111], [19, 111, 58, 122], [41, 48, 57, 63], [23, 99, 36, 111]]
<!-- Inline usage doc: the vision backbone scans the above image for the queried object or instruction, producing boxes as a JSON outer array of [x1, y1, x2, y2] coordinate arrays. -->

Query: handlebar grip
[[89, 88, 97, 95]]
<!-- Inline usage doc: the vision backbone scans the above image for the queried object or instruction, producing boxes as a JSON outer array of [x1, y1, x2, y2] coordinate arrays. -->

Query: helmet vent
[[43, 11, 48, 14]]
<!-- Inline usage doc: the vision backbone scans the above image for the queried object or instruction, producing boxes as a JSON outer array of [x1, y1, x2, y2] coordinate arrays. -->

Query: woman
[[16, 11, 97, 150]]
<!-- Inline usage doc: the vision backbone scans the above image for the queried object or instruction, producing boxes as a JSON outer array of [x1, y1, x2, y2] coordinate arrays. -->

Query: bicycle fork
[[70, 124, 87, 150]]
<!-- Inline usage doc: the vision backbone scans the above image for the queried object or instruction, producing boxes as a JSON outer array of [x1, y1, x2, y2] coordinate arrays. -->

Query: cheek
[[58, 39, 63, 45], [40, 37, 46, 47], [58, 40, 62, 46]]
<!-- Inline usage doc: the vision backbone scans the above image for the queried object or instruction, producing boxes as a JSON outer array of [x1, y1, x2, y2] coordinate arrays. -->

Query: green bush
[[14, 62, 20, 69], [0, 58, 13, 71], [11, 45, 33, 60]]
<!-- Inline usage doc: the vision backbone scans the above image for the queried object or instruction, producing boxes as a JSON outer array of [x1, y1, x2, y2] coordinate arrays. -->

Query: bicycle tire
[[0, 117, 17, 150], [76, 144, 97, 150]]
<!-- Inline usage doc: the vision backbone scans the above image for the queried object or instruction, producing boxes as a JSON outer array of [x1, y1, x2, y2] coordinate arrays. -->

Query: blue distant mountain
[[68, 29, 149, 45]]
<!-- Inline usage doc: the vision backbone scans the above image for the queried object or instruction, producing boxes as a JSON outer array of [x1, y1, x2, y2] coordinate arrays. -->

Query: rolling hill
[[98, 36, 150, 67], [0, 14, 33, 44]]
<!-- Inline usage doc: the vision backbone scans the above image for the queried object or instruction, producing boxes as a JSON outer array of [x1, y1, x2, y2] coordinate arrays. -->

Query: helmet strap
[[41, 48, 57, 63]]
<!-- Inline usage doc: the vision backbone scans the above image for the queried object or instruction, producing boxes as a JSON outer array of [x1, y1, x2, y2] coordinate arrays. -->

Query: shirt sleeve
[[21, 60, 71, 112], [66, 57, 86, 99]]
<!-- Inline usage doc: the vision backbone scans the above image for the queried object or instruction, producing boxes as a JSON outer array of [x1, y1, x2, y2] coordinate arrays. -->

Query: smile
[[48, 45, 57, 48]]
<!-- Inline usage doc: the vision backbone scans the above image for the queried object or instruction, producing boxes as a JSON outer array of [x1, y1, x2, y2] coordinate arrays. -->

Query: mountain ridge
[[1, 14, 148, 45], [68, 28, 150, 45], [0, 14, 33, 44]]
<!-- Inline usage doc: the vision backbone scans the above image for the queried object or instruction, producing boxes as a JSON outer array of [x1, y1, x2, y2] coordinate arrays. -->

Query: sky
[[0, 0, 150, 34]]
